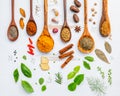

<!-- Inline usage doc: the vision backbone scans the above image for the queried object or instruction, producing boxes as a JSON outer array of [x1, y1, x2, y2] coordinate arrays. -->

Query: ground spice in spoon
[[80, 37, 94, 50], [61, 28, 71, 42], [8, 26, 18, 39], [26, 21, 37, 36]]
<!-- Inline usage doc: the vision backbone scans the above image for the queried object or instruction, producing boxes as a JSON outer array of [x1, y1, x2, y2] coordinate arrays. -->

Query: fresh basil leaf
[[74, 74, 84, 85], [41, 85, 47, 92], [67, 72, 76, 80], [74, 66, 80, 73], [68, 82, 77, 91], [21, 63, 32, 78], [21, 80, 34, 93], [13, 69, 19, 82], [84, 56, 94, 62], [83, 61, 91, 70], [39, 78, 44, 85]]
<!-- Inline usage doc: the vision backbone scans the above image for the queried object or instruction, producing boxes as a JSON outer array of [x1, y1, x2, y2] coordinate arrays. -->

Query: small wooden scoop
[[78, 0, 94, 53], [7, 0, 19, 41], [36, 0, 54, 53], [99, 0, 111, 37], [26, 0, 37, 36], [60, 0, 71, 42]]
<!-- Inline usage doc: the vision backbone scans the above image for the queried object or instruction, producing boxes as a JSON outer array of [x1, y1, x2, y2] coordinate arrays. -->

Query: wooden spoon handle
[[44, 0, 48, 27], [84, 0, 88, 29], [11, 0, 14, 22], [102, 0, 108, 16], [63, 0, 67, 23], [30, 0, 33, 18]]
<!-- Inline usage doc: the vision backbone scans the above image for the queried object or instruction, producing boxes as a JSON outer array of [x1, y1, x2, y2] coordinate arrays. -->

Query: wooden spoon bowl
[[7, 0, 19, 41], [26, 0, 37, 36]]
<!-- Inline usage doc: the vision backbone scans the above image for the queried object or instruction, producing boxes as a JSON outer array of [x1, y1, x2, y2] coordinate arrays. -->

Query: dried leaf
[[104, 41, 112, 54], [95, 49, 110, 64], [19, 18, 25, 29], [20, 8, 26, 17]]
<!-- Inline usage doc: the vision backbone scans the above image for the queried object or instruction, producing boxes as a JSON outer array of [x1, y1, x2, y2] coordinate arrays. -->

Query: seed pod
[[70, 5, 80, 13], [73, 14, 79, 23], [74, 0, 81, 7], [19, 18, 24, 29], [20, 8, 26, 18]]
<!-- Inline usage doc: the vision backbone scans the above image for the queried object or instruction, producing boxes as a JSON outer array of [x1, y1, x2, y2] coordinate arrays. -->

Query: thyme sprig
[[55, 72, 63, 84]]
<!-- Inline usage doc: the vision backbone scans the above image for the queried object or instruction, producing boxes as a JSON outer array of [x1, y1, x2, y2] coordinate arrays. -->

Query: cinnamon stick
[[61, 55, 74, 68], [59, 44, 73, 54], [59, 50, 74, 59]]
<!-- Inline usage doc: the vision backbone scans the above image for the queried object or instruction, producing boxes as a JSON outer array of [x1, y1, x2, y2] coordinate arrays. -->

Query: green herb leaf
[[74, 66, 80, 73], [84, 56, 94, 62], [21, 63, 32, 78], [13, 69, 19, 82], [74, 74, 84, 85], [39, 78, 44, 85], [67, 71, 76, 80], [68, 82, 77, 91], [41, 85, 47, 92], [83, 61, 91, 70], [21, 80, 34, 93]]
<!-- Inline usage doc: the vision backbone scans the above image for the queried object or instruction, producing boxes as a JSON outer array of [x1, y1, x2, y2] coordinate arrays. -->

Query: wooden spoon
[[7, 0, 19, 41], [60, 0, 71, 42], [26, 0, 37, 36], [78, 0, 94, 53], [36, 0, 54, 53], [99, 0, 111, 37]]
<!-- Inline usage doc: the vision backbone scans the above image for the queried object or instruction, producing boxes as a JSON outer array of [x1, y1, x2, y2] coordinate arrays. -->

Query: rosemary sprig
[[55, 72, 63, 84], [87, 77, 107, 96]]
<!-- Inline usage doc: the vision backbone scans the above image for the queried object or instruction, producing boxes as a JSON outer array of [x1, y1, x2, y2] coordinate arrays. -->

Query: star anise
[[74, 26, 81, 32]]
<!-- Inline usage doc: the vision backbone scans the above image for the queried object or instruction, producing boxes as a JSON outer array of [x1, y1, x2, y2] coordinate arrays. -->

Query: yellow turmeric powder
[[100, 21, 110, 37], [37, 36, 54, 53]]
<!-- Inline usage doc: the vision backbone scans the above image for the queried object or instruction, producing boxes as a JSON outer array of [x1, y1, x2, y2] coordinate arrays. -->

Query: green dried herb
[[55, 72, 62, 84], [13, 69, 19, 82], [84, 56, 94, 62], [39, 78, 44, 85], [87, 77, 107, 96], [104, 41, 112, 54], [41, 85, 47, 92], [21, 63, 32, 78], [95, 49, 110, 64], [83, 61, 91, 70], [68, 82, 77, 91], [74, 74, 84, 85], [21, 80, 34, 93]]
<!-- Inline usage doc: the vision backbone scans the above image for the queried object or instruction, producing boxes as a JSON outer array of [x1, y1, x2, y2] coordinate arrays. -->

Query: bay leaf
[[95, 49, 110, 64], [104, 41, 112, 54]]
